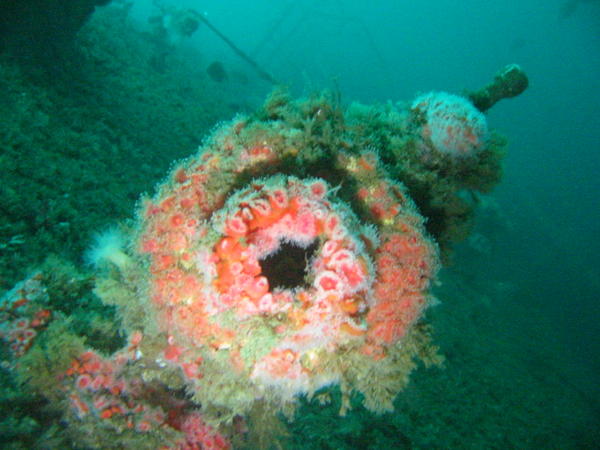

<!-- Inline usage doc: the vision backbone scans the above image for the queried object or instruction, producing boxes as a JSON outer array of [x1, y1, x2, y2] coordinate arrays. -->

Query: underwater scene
[[0, 0, 598, 448]]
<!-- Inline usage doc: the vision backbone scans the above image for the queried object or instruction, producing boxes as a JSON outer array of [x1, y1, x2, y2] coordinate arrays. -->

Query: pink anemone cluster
[[137, 121, 439, 403], [412, 91, 488, 157], [60, 344, 230, 449], [0, 272, 52, 359]]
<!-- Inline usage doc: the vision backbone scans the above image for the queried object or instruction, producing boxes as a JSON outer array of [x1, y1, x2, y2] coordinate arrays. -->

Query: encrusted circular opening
[[259, 240, 319, 290]]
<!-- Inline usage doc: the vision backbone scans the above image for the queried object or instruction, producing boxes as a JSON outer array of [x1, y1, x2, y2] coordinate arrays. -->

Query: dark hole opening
[[259, 240, 319, 290]]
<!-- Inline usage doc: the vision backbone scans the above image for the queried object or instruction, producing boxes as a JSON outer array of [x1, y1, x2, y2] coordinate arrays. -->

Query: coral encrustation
[[133, 117, 439, 414]]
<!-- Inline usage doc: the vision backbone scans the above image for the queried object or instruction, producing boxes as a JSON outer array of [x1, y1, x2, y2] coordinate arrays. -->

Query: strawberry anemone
[[136, 121, 439, 416]]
